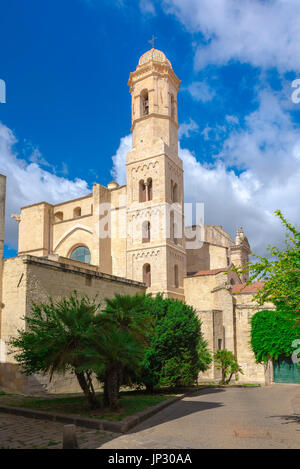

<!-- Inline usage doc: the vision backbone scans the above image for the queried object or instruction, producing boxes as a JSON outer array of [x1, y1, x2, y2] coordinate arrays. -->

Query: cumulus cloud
[[139, 0, 156, 15], [162, 0, 300, 72], [110, 88, 300, 256], [178, 119, 199, 139], [185, 81, 216, 102], [0, 123, 90, 249], [110, 134, 132, 185]]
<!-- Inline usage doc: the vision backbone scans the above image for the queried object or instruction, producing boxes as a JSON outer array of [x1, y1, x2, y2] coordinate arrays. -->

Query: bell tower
[[126, 48, 186, 298]]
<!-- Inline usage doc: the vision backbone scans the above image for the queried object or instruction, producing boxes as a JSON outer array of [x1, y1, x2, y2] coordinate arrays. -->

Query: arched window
[[147, 178, 153, 201], [171, 94, 176, 120], [73, 207, 81, 218], [142, 221, 150, 243], [143, 263, 151, 287], [171, 181, 178, 203], [174, 265, 179, 288], [70, 246, 91, 264], [141, 89, 149, 116], [54, 211, 63, 222], [139, 180, 146, 202]]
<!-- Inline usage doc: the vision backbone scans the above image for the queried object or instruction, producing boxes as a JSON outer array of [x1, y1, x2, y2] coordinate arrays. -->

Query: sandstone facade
[[0, 49, 272, 392]]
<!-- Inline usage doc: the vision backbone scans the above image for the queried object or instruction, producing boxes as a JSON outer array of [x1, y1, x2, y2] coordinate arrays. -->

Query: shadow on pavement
[[125, 387, 226, 434], [268, 414, 300, 427]]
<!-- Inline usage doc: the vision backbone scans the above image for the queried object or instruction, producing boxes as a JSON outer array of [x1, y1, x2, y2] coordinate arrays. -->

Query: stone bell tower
[[126, 48, 186, 299]]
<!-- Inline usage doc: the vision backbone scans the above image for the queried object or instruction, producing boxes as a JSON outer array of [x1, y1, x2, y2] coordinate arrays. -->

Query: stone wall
[[0, 255, 145, 394]]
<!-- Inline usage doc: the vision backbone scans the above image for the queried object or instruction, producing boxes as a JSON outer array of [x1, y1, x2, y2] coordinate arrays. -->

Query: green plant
[[94, 293, 153, 410], [250, 309, 300, 363], [214, 349, 243, 385], [236, 211, 300, 318], [140, 295, 212, 391], [8, 292, 105, 409]]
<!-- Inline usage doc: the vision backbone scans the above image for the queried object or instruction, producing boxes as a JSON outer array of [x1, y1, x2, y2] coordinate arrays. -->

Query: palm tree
[[95, 293, 152, 410], [9, 292, 104, 409]]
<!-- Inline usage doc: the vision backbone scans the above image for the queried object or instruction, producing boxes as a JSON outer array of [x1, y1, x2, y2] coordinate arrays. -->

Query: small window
[[147, 178, 153, 201], [171, 181, 178, 203], [142, 221, 151, 243], [54, 211, 63, 222], [139, 180, 146, 203], [141, 89, 149, 116], [143, 263, 151, 287], [218, 339, 222, 350], [171, 94, 176, 119], [174, 265, 179, 288], [70, 246, 91, 264], [73, 207, 81, 218]]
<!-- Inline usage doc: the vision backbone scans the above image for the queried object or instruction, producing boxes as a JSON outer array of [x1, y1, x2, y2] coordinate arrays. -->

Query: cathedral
[[0, 49, 274, 394]]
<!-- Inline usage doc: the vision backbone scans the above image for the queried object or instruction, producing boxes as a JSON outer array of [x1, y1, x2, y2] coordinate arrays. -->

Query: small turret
[[230, 225, 250, 282]]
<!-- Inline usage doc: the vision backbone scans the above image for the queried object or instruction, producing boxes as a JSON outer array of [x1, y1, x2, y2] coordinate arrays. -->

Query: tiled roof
[[232, 282, 265, 294]]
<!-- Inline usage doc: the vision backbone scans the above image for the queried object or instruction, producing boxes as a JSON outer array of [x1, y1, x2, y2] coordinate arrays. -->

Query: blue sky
[[1, 0, 300, 258]]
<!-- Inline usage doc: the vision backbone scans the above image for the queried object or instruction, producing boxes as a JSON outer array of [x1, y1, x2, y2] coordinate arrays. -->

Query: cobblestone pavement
[[0, 413, 118, 449]]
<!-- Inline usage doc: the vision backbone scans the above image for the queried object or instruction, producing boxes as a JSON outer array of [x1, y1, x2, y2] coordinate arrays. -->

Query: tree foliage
[[250, 309, 300, 363], [239, 211, 300, 317], [213, 349, 243, 385], [140, 295, 212, 390], [8, 292, 104, 409]]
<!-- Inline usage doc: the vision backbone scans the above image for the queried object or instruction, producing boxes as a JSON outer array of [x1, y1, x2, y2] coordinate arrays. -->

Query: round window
[[70, 246, 91, 264]]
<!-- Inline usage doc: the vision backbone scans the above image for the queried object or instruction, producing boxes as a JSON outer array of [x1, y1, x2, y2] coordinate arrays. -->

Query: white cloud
[[110, 134, 132, 185], [0, 123, 90, 249], [139, 0, 156, 15], [185, 81, 215, 102], [110, 88, 300, 256], [178, 119, 199, 139], [162, 0, 300, 72]]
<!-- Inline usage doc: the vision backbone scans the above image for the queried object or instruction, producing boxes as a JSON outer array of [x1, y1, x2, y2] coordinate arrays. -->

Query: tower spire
[[148, 34, 157, 49]]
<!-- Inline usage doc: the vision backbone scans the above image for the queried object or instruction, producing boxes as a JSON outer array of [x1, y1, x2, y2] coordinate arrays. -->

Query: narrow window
[[143, 263, 151, 287], [141, 89, 149, 116], [147, 178, 153, 201], [142, 221, 150, 243], [139, 180, 146, 202], [54, 211, 63, 222], [174, 264, 179, 288], [172, 183, 178, 203], [171, 94, 176, 119], [218, 339, 222, 350], [73, 207, 81, 218]]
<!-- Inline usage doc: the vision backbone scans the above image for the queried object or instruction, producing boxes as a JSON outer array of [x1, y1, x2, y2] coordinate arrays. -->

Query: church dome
[[138, 48, 172, 68]]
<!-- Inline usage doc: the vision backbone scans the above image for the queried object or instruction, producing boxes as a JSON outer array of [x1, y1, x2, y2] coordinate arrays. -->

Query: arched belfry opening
[[141, 89, 149, 116], [171, 94, 176, 120], [139, 180, 146, 202], [147, 178, 153, 201], [143, 263, 151, 287]]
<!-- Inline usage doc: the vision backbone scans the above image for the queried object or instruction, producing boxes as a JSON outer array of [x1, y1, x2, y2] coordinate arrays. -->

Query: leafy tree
[[250, 309, 300, 363], [238, 211, 300, 318], [140, 295, 212, 391], [94, 294, 153, 410], [214, 349, 243, 385], [8, 293, 104, 409]]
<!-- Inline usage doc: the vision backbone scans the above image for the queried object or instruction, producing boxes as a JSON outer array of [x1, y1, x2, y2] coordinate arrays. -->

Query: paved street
[[0, 384, 299, 449], [101, 384, 300, 449]]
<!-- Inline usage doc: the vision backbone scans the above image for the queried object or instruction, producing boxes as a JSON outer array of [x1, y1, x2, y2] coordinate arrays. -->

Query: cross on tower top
[[148, 35, 157, 49]]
